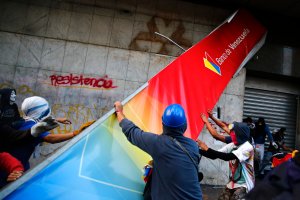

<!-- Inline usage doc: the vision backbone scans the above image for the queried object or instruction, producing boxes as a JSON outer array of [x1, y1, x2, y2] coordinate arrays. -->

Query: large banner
[[126, 9, 267, 139], [1, 9, 266, 199]]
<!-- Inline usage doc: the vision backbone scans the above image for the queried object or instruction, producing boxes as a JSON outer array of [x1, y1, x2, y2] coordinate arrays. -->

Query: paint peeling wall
[[0, 0, 246, 185]]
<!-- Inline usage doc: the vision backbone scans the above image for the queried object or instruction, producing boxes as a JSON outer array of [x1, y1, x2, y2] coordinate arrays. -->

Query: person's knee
[[232, 187, 246, 200], [218, 188, 231, 200]]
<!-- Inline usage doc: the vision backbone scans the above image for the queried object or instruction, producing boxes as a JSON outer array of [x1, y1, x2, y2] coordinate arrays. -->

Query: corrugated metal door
[[243, 88, 298, 148]]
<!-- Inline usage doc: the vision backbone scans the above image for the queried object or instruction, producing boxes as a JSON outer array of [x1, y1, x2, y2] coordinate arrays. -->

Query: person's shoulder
[[238, 141, 254, 151], [184, 136, 197, 144], [12, 103, 19, 109], [19, 120, 36, 130]]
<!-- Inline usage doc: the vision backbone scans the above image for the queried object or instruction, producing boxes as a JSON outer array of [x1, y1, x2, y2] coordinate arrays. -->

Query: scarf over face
[[21, 96, 51, 122]]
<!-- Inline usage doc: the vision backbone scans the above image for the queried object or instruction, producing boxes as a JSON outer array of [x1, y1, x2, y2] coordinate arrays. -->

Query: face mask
[[230, 131, 238, 145], [10, 91, 16, 104]]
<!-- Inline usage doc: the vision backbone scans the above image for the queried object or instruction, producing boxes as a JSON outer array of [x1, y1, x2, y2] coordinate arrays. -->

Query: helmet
[[162, 104, 186, 128]]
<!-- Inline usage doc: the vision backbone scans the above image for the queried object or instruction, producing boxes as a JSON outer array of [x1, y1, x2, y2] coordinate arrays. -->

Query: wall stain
[[129, 16, 192, 55]]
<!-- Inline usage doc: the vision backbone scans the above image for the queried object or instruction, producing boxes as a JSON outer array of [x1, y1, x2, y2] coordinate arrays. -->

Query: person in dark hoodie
[[253, 118, 276, 167], [199, 110, 255, 146], [0, 117, 59, 152], [0, 89, 59, 188], [114, 101, 202, 200], [198, 114, 254, 200], [0, 119, 59, 188], [246, 150, 300, 200], [7, 96, 89, 171], [0, 88, 23, 128]]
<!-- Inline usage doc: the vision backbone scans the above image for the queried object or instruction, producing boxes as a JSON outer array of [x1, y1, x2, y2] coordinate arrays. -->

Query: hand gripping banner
[[1, 9, 266, 199]]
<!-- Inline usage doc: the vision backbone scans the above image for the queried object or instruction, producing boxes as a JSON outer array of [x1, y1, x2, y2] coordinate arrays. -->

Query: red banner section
[[148, 9, 267, 139]]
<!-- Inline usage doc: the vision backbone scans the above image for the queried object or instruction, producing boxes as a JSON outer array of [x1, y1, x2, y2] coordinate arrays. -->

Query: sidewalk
[[201, 184, 223, 200], [201, 177, 264, 199]]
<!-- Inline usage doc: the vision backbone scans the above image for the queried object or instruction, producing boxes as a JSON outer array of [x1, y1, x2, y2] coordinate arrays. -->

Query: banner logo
[[203, 52, 221, 76]]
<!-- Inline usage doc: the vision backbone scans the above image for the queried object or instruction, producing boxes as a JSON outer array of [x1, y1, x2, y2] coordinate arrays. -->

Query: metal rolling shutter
[[243, 88, 297, 148]]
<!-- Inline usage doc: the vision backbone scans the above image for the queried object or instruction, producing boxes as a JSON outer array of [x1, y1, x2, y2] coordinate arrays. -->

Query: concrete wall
[[0, 0, 246, 185], [246, 43, 300, 78]]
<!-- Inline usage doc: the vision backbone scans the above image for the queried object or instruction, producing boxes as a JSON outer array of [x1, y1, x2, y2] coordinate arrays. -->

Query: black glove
[[31, 116, 59, 137]]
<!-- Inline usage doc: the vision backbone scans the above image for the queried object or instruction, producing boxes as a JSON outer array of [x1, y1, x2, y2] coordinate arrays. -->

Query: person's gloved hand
[[272, 141, 278, 149], [31, 116, 59, 137], [73, 120, 96, 136]]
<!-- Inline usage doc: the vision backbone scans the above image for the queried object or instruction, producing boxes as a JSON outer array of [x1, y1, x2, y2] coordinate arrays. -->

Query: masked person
[[7, 96, 92, 171], [246, 150, 300, 200], [0, 115, 59, 188], [203, 109, 255, 146], [253, 118, 275, 162], [0, 117, 59, 151], [114, 101, 202, 200], [269, 127, 293, 153], [198, 114, 254, 200], [0, 88, 23, 128]]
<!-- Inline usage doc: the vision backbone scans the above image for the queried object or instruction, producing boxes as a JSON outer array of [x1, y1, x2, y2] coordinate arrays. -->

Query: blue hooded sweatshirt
[[232, 122, 251, 145], [120, 118, 202, 200]]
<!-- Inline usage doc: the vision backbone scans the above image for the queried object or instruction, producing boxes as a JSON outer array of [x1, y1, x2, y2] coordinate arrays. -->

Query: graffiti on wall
[[129, 16, 192, 55], [0, 83, 36, 95], [0, 83, 111, 134], [49, 74, 117, 90], [50, 103, 104, 134]]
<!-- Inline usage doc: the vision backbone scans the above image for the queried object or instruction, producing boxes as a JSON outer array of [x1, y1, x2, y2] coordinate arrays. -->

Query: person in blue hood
[[114, 101, 202, 200], [198, 114, 254, 200]]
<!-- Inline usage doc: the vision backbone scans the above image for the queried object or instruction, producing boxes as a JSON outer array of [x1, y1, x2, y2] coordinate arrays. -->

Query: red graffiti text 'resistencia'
[[49, 74, 117, 89]]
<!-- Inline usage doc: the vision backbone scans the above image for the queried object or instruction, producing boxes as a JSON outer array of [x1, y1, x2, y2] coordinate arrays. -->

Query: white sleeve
[[218, 143, 235, 153], [232, 142, 253, 162]]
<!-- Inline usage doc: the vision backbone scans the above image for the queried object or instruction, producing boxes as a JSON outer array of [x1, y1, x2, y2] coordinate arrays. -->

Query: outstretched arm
[[43, 132, 75, 143], [265, 125, 274, 142], [207, 110, 230, 134], [282, 144, 293, 152], [114, 101, 159, 156], [43, 119, 94, 143], [201, 113, 227, 143], [196, 139, 237, 161]]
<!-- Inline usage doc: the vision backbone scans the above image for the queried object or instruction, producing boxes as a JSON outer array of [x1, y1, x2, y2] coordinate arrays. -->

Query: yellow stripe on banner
[[203, 58, 221, 75]]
